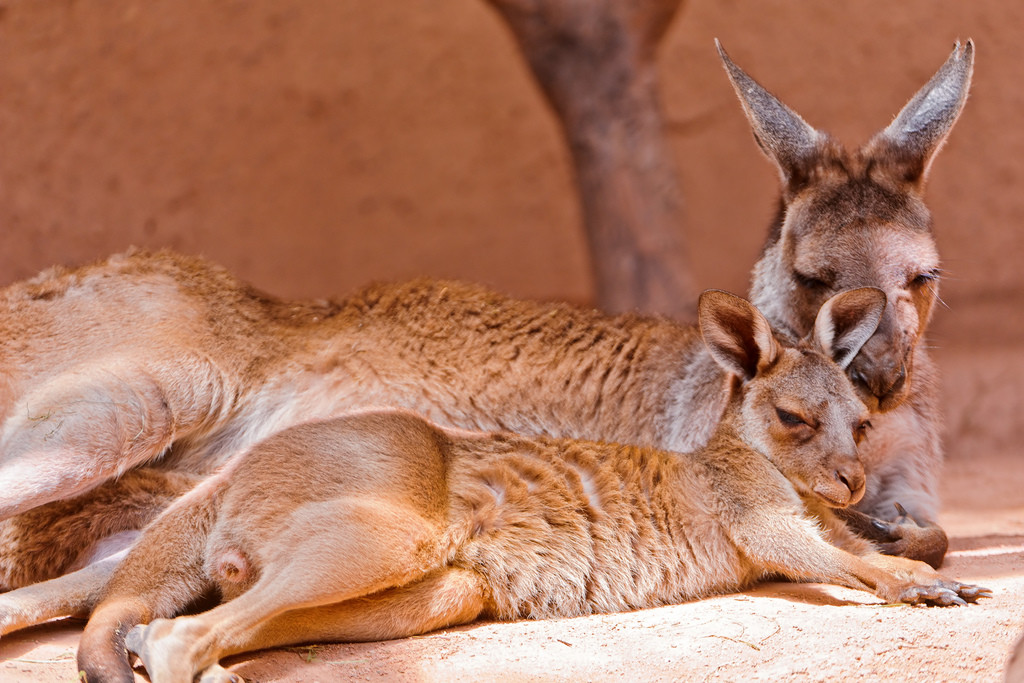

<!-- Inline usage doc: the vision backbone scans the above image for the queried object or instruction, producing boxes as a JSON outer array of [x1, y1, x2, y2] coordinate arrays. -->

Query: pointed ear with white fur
[[716, 39, 823, 191], [864, 40, 974, 187], [698, 289, 779, 381], [812, 288, 887, 369]]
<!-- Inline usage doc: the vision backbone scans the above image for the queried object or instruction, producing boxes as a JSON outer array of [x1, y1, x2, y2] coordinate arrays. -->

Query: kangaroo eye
[[776, 408, 808, 427], [854, 419, 873, 444], [909, 269, 940, 288], [793, 271, 831, 291]]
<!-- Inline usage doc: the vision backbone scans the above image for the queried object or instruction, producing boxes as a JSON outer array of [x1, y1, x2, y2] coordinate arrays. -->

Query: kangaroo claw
[[951, 583, 993, 603], [896, 579, 992, 607], [872, 518, 891, 534]]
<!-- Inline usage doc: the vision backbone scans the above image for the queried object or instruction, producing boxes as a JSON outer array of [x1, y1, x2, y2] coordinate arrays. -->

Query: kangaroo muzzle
[[849, 329, 913, 411], [812, 456, 866, 508]]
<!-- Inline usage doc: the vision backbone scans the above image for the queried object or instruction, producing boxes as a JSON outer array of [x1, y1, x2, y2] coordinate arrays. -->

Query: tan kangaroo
[[75, 289, 987, 683], [719, 40, 975, 567]]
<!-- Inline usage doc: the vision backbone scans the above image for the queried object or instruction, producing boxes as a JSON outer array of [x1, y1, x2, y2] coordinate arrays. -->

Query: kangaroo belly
[[446, 438, 751, 620]]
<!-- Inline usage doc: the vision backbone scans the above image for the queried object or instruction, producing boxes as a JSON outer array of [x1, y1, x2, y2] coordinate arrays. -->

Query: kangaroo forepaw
[[877, 507, 948, 569], [838, 504, 948, 568], [897, 584, 965, 607], [895, 580, 991, 607]]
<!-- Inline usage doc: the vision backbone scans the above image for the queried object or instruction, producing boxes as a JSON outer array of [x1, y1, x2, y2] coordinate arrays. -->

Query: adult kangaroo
[[718, 40, 974, 567], [75, 290, 985, 683]]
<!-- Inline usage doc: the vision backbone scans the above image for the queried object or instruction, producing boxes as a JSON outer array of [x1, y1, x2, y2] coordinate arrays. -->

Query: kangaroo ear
[[811, 288, 887, 369], [716, 39, 822, 191], [699, 289, 780, 380], [864, 40, 974, 187]]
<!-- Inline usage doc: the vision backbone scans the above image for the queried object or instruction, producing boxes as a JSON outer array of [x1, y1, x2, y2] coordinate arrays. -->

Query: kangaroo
[[0, 468, 202, 637], [0, 41, 972, 635], [74, 289, 987, 683], [719, 40, 975, 567]]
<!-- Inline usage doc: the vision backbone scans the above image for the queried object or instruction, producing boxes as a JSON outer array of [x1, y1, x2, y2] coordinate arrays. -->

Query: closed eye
[[854, 419, 873, 444], [908, 268, 941, 288], [793, 270, 832, 291], [776, 408, 808, 427]]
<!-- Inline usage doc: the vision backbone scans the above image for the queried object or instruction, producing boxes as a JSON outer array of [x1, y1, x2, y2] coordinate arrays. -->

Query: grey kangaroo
[[75, 289, 985, 683], [719, 40, 974, 566]]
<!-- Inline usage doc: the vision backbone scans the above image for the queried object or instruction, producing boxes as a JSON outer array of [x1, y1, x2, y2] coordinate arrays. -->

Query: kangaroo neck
[[749, 245, 803, 341]]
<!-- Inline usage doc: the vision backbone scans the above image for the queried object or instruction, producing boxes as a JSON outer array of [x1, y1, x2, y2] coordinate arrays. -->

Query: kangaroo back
[[294, 278, 719, 451]]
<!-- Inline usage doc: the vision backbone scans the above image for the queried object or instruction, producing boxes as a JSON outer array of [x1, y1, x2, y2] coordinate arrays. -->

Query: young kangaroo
[[76, 289, 987, 683], [718, 40, 975, 567]]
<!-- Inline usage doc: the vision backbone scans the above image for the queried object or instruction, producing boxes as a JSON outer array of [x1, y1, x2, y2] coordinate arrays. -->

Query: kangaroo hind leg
[[164, 568, 487, 683], [127, 497, 453, 683]]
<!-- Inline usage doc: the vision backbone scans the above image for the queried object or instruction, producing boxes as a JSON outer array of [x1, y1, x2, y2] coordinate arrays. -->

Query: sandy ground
[[1, 349, 1022, 683]]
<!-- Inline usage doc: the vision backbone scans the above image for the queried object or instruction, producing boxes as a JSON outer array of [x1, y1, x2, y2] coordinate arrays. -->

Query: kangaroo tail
[[77, 472, 229, 683]]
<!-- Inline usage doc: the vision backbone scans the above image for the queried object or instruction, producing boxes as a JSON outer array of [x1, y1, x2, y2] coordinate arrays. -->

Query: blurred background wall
[[0, 1, 1019, 466]]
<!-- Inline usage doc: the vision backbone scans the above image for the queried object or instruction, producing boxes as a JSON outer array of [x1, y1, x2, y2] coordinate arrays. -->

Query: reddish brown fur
[[0, 469, 200, 591]]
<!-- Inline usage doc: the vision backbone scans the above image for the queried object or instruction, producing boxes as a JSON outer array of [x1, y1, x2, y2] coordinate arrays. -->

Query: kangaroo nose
[[835, 463, 866, 505], [873, 362, 907, 411], [851, 359, 908, 409], [813, 455, 866, 507]]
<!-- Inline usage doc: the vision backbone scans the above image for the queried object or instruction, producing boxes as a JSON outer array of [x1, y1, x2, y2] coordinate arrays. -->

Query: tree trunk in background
[[484, 0, 695, 319]]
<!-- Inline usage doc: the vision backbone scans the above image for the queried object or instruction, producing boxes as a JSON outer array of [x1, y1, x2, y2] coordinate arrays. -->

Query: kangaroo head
[[717, 40, 973, 411], [698, 287, 885, 507]]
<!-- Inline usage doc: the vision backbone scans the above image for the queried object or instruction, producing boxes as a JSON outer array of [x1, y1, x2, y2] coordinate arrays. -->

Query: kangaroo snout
[[849, 342, 911, 411], [813, 458, 866, 508], [834, 461, 866, 505]]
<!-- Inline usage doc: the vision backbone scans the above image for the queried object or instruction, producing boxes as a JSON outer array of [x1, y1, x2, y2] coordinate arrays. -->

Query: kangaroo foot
[[838, 503, 948, 568], [0, 594, 24, 637], [0, 586, 64, 637], [126, 618, 210, 683], [893, 579, 990, 607]]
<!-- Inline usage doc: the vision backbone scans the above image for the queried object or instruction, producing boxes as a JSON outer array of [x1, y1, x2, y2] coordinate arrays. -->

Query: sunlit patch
[[946, 544, 1024, 559]]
